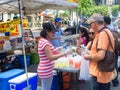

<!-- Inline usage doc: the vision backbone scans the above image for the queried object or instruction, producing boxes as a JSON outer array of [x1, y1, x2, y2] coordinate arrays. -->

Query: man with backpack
[[104, 16, 119, 87], [77, 17, 87, 33], [84, 13, 115, 90]]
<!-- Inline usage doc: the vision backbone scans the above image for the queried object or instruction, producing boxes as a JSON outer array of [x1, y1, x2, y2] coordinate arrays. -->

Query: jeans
[[41, 76, 53, 90], [91, 76, 110, 90]]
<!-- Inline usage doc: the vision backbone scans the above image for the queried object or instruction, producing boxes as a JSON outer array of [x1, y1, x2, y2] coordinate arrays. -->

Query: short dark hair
[[40, 22, 55, 38], [40, 30, 47, 38], [103, 16, 111, 25]]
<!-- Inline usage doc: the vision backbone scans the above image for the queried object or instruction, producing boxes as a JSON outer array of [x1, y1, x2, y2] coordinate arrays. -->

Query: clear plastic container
[[73, 55, 82, 69], [68, 55, 74, 67]]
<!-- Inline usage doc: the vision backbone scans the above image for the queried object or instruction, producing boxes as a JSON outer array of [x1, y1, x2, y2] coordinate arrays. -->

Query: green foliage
[[64, 10, 70, 17], [112, 5, 119, 17], [59, 10, 70, 19], [83, 5, 108, 16], [77, 0, 95, 16], [77, 1, 119, 17], [78, 0, 92, 9]]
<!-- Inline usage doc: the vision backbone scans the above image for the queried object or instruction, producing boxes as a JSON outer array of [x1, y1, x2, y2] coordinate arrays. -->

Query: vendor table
[[55, 67, 80, 90]]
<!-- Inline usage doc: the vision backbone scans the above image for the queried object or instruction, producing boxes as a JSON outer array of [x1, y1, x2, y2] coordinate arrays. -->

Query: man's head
[[81, 17, 87, 24], [103, 16, 111, 26], [89, 13, 104, 32], [54, 17, 62, 28]]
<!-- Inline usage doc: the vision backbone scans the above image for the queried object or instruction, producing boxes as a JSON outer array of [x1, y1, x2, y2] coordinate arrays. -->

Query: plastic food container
[[14, 50, 23, 55]]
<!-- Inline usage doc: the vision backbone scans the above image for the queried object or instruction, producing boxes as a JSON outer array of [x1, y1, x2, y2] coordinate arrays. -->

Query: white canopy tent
[[0, 0, 77, 14]]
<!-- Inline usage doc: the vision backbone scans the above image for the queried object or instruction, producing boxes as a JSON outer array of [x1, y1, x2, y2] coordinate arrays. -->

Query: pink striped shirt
[[37, 38, 55, 79]]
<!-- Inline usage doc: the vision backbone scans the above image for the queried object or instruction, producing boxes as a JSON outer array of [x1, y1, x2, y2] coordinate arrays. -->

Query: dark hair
[[40, 22, 55, 38], [79, 27, 89, 44], [40, 30, 47, 38], [103, 16, 111, 25]]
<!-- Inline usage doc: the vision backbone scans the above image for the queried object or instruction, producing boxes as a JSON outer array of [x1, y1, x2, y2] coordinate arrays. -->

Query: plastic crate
[[0, 69, 24, 90], [8, 73, 38, 90], [16, 55, 30, 67]]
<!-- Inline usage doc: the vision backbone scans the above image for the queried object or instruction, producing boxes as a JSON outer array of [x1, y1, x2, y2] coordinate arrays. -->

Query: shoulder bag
[[97, 30, 116, 72]]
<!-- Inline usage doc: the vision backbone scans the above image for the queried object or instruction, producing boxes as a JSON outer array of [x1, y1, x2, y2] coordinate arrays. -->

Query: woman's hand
[[76, 36, 81, 48], [84, 54, 91, 60], [76, 47, 82, 55], [55, 47, 63, 51]]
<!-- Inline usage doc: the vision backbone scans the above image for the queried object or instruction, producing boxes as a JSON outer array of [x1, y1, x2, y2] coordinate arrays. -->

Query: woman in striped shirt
[[37, 22, 70, 90]]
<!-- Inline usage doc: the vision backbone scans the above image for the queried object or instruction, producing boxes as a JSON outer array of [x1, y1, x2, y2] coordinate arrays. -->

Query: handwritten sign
[[0, 19, 28, 36]]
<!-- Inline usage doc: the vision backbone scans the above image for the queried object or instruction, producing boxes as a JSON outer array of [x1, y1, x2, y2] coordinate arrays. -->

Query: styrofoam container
[[14, 50, 23, 55]]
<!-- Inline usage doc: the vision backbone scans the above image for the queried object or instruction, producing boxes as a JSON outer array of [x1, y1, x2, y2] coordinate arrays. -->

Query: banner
[[67, 0, 78, 3], [0, 23, 8, 33], [22, 18, 28, 29], [0, 19, 28, 36], [0, 19, 20, 36]]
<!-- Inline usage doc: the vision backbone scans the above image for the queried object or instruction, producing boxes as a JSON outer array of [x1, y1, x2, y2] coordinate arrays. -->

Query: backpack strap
[[96, 27, 114, 51], [104, 30, 114, 51], [98, 27, 107, 33]]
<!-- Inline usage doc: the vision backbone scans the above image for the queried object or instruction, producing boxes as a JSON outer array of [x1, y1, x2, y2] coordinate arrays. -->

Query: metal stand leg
[[57, 71, 63, 90]]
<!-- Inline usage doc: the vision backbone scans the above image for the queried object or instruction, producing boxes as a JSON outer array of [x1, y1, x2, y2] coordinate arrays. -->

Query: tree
[[77, 0, 94, 16], [112, 5, 119, 17], [77, 0, 119, 17]]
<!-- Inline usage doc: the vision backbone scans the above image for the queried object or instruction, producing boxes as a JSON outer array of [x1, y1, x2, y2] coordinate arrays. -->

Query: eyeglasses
[[88, 32, 94, 35]]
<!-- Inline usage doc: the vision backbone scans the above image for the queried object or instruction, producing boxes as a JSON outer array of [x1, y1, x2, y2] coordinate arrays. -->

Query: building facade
[[95, 0, 119, 5]]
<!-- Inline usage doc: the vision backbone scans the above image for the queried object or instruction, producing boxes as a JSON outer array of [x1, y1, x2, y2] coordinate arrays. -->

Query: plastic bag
[[79, 57, 90, 80], [3, 41, 12, 51], [73, 55, 81, 69]]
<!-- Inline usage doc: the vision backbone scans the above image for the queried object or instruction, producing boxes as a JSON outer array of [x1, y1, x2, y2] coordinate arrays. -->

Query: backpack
[[112, 31, 120, 52], [105, 26, 120, 52]]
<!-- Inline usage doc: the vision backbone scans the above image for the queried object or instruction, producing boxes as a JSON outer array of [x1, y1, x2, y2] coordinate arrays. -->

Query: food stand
[[0, 0, 78, 89], [55, 67, 80, 90], [54, 47, 81, 90]]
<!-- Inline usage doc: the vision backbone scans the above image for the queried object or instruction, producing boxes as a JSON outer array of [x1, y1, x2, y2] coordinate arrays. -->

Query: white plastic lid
[[8, 73, 37, 84]]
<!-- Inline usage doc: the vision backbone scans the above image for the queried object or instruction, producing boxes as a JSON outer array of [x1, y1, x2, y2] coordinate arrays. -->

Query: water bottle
[[63, 43, 67, 50], [80, 44, 85, 56]]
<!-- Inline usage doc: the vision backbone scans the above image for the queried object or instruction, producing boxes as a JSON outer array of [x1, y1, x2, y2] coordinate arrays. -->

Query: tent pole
[[2, 12, 3, 21], [18, 0, 29, 90], [76, 7, 78, 34]]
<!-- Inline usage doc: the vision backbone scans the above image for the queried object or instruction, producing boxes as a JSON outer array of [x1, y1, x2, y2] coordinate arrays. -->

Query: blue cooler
[[51, 71, 58, 90], [8, 73, 38, 90], [16, 55, 30, 67], [0, 69, 24, 90]]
